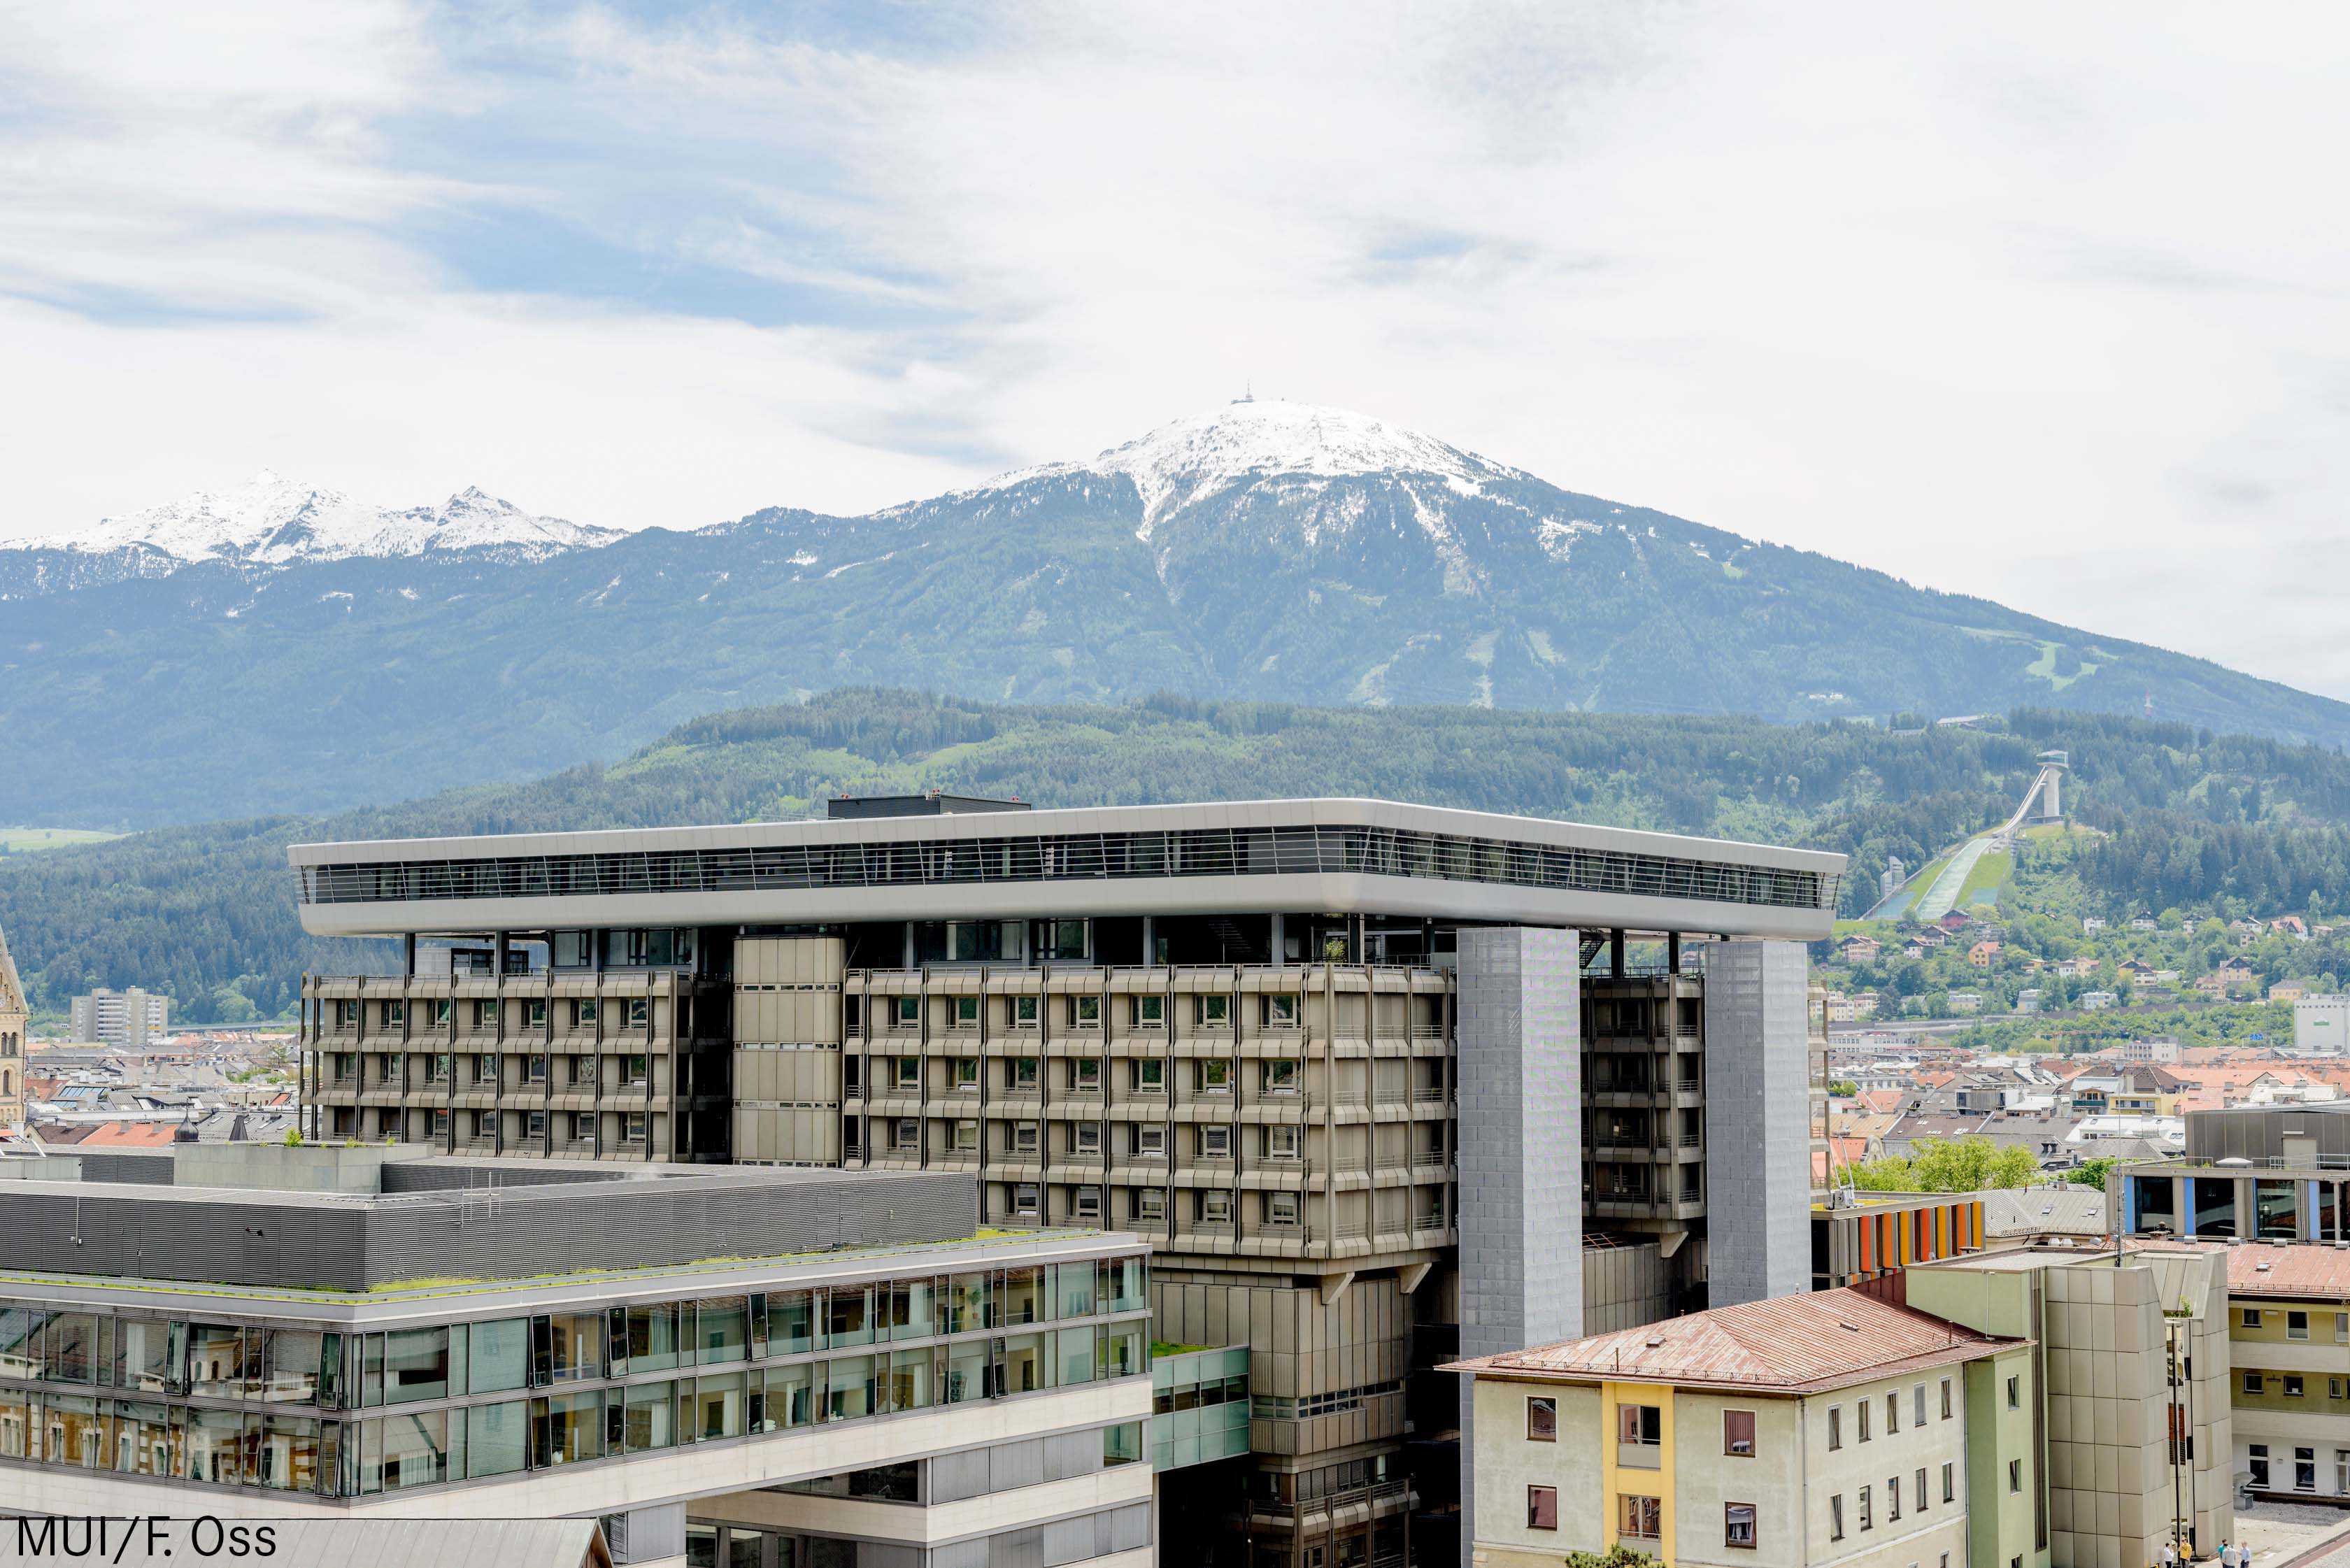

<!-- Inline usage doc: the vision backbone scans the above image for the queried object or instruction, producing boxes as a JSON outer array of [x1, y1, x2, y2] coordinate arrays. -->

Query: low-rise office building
[[289, 794, 1844, 1568], [1448, 1288, 2033, 1568], [2112, 1104, 2350, 1241], [0, 1144, 1153, 1568], [2207, 1243, 2350, 1506]]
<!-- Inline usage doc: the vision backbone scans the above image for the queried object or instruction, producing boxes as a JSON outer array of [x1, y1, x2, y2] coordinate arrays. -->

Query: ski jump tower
[[2021, 750, 2067, 827]]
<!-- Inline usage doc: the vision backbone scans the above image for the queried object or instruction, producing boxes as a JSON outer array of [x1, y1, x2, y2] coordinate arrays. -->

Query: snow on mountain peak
[[22, 471, 620, 565], [994, 401, 1512, 538]]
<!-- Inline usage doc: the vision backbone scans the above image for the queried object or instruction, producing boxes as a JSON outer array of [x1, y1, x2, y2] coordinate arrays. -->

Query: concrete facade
[[1702, 941, 1813, 1306], [1455, 927, 1582, 1568]]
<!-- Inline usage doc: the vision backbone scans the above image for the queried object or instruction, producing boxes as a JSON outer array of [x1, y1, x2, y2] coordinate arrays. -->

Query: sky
[[4, 2, 2349, 696]]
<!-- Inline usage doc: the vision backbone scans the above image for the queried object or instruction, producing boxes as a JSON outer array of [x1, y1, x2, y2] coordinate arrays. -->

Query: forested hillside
[[7, 691, 2350, 1025]]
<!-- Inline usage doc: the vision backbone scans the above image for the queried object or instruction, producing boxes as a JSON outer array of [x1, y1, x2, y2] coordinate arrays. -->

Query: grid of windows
[[0, 1253, 1148, 1499]]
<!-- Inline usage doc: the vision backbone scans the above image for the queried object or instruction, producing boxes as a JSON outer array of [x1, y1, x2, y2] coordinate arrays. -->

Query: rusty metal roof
[[1443, 1286, 2021, 1394], [2226, 1242, 2350, 1300]]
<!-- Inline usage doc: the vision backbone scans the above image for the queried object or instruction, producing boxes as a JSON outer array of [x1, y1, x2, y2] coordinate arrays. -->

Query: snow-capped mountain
[[10, 398, 2350, 831], [995, 399, 1508, 538], [12, 470, 621, 573]]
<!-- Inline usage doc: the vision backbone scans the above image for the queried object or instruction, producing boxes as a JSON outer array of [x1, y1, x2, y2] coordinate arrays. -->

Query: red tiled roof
[[64, 1121, 182, 1148], [1444, 1287, 2018, 1393]]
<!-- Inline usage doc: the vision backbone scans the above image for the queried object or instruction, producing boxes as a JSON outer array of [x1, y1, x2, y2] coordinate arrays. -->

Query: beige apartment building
[[1449, 1288, 2036, 1568], [293, 794, 1842, 1568]]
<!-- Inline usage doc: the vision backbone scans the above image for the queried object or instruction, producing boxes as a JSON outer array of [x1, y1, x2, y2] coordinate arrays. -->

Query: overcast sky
[[6, 3, 2347, 697]]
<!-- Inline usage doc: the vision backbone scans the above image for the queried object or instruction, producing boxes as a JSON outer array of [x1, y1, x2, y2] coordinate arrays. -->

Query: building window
[[1012, 997, 1039, 1027], [1133, 996, 1164, 1027], [1074, 1187, 1103, 1221], [1010, 1058, 1039, 1090], [2292, 1311, 2312, 1340], [1915, 1467, 1927, 1511], [1070, 1057, 1102, 1092], [627, 999, 648, 1028], [1267, 1124, 1302, 1160], [1941, 1377, 1953, 1419], [2298, 1447, 2317, 1491], [1618, 1404, 1661, 1447], [1858, 1485, 1872, 1530], [526, 1110, 546, 1138], [895, 1056, 918, 1088], [2250, 1444, 2271, 1489], [2337, 1313, 2348, 1344], [1617, 1496, 1660, 1542], [893, 1118, 918, 1150], [1828, 1406, 1842, 1450], [1724, 1409, 1755, 1457], [2335, 1451, 2350, 1495], [1265, 1192, 1300, 1227], [1135, 1125, 1166, 1157], [1913, 1383, 1926, 1426], [1131, 1060, 1165, 1093], [1202, 1126, 1232, 1159], [1197, 1190, 1234, 1223], [1262, 1060, 1299, 1093], [1526, 1486, 1558, 1532], [1010, 1123, 1039, 1154], [1887, 1474, 1901, 1521], [1011, 1183, 1040, 1216], [953, 997, 978, 1027], [527, 1054, 548, 1083], [2246, 1372, 2265, 1395], [526, 1000, 547, 1028], [953, 1057, 978, 1088], [2007, 1459, 2021, 1495], [623, 1113, 646, 1143], [1858, 1399, 1872, 1441], [1829, 1496, 1844, 1541], [431, 1109, 450, 1139], [1199, 1060, 1232, 1093], [1073, 1123, 1102, 1155], [1886, 1392, 1900, 1433], [2005, 1375, 2019, 1409], [2244, 1308, 2263, 1329], [571, 1111, 593, 1141], [1942, 1462, 1953, 1503], [894, 997, 919, 1027], [569, 1056, 594, 1086], [1265, 994, 1301, 1028], [1134, 1189, 1165, 1222], [385, 1000, 406, 1027], [953, 1120, 978, 1150], [1725, 1502, 1756, 1549], [1527, 1397, 1556, 1442], [2288, 1376, 2307, 1398], [1071, 996, 1102, 1028], [1197, 995, 1230, 1026]]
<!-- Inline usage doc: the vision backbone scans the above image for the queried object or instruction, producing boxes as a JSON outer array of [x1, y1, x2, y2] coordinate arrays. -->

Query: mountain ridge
[[3, 401, 2344, 828]]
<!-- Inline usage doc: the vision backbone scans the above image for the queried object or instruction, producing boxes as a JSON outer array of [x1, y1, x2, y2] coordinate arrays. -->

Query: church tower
[[0, 925, 26, 1127]]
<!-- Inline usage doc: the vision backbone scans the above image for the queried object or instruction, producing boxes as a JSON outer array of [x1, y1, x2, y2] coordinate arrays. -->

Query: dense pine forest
[[6, 690, 2350, 1024]]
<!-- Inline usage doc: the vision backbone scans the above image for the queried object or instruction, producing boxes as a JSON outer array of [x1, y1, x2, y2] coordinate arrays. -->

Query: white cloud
[[3, 1, 2349, 697]]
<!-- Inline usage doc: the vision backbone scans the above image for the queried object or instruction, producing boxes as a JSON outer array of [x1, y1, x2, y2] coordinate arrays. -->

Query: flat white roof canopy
[[292, 797, 1844, 942]]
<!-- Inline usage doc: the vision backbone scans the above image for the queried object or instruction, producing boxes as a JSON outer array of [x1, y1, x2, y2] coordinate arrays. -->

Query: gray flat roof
[[290, 797, 1844, 941]]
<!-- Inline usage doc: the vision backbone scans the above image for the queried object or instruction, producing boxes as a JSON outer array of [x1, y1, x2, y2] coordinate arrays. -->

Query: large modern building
[[68, 987, 169, 1052], [290, 794, 1844, 1568], [2111, 1103, 2350, 1242], [0, 1143, 1152, 1568]]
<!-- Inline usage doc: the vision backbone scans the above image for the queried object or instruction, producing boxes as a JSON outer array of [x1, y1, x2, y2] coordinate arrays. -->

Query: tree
[[1829, 1079, 1860, 1097], [1844, 1136, 2042, 1193], [2067, 1157, 2118, 1192]]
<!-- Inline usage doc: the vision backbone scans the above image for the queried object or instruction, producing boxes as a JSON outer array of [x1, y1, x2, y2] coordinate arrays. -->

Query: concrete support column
[[1455, 927, 1582, 1568], [1702, 939, 1814, 1306]]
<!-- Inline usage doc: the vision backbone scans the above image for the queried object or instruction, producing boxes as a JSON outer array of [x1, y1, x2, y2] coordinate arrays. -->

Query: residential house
[[2017, 990, 2044, 1015], [2272, 917, 2310, 941], [1968, 941, 2002, 969], [2081, 991, 2118, 1011], [1946, 991, 1984, 1015], [2130, 917, 2160, 932], [1449, 1289, 2033, 1568], [1837, 934, 1881, 964], [2272, 982, 2310, 1004], [2084, 916, 2107, 932]]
